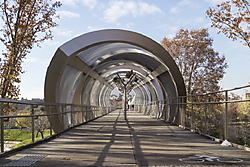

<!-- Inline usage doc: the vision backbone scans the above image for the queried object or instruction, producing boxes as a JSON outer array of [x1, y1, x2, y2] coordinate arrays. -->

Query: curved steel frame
[[44, 29, 186, 132]]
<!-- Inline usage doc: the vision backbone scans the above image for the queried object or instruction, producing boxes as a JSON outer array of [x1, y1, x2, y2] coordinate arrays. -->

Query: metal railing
[[0, 98, 115, 153], [136, 85, 250, 148], [1, 84, 250, 154]]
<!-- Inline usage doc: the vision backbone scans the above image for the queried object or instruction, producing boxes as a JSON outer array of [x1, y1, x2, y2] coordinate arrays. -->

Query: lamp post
[[113, 70, 138, 120]]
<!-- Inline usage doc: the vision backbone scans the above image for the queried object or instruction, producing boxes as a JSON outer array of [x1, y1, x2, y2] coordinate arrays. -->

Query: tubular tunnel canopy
[[44, 29, 186, 132]]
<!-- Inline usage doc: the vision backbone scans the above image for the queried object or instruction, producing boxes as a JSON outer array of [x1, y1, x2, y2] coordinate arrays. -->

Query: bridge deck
[[0, 110, 250, 167]]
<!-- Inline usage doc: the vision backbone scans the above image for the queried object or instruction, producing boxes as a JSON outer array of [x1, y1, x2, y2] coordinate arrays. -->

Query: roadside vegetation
[[3, 104, 53, 149], [4, 129, 54, 149]]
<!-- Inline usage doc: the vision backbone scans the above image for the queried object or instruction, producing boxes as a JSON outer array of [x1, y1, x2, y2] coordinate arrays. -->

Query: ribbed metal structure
[[44, 29, 186, 132]]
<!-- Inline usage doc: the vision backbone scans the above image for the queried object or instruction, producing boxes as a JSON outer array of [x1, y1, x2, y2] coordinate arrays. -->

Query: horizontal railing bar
[[0, 108, 102, 119], [0, 98, 103, 107], [144, 95, 250, 106], [176, 84, 250, 99]]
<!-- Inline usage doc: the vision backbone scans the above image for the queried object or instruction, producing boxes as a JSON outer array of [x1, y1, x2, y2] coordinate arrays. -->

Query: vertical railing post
[[157, 101, 159, 118], [165, 99, 169, 122], [163, 100, 166, 122], [86, 106, 88, 121], [171, 98, 173, 121], [179, 97, 184, 126], [204, 95, 208, 135], [191, 96, 194, 131], [81, 106, 84, 123], [49, 106, 53, 136], [86, 106, 89, 121], [71, 105, 73, 127], [224, 91, 228, 140], [0, 103, 4, 152], [31, 105, 35, 143], [176, 97, 180, 123], [83, 106, 86, 122], [124, 87, 127, 120], [89, 106, 91, 121], [61, 105, 65, 130], [181, 97, 185, 126]]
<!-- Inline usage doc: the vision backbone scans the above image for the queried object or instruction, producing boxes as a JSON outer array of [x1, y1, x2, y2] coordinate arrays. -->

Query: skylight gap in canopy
[[76, 42, 163, 68]]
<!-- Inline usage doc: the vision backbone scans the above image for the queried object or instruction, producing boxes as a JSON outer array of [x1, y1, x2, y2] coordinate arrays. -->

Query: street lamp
[[113, 70, 139, 120]]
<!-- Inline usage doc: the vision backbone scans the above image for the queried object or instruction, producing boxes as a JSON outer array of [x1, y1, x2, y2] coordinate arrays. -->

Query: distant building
[[110, 94, 118, 100], [31, 98, 44, 102], [228, 92, 241, 100], [20, 97, 43, 102], [242, 93, 250, 100], [17, 98, 44, 110]]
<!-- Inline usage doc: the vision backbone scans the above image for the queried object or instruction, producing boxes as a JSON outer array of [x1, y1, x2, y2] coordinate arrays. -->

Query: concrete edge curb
[[177, 124, 250, 152], [140, 112, 250, 153]]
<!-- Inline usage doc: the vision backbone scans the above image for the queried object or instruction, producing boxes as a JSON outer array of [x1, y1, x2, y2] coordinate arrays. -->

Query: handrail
[[0, 98, 105, 107], [0, 99, 116, 153], [177, 84, 250, 98], [136, 84, 250, 149]]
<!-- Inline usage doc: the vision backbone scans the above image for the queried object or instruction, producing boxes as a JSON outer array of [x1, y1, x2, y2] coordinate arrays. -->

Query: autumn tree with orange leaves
[[206, 0, 250, 48], [161, 28, 228, 95], [0, 0, 61, 102]]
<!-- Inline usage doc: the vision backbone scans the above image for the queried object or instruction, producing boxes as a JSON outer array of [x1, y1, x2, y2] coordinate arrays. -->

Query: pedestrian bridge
[[44, 29, 186, 133], [1, 110, 250, 166], [0, 29, 249, 166]]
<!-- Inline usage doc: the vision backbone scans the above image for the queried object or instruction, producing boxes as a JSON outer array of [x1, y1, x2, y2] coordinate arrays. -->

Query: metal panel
[[45, 29, 186, 130], [81, 76, 95, 105], [58, 65, 84, 103]]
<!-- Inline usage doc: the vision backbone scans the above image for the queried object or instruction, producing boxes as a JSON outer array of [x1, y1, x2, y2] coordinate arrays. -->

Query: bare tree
[[34, 113, 50, 138], [206, 0, 250, 48], [161, 28, 228, 95]]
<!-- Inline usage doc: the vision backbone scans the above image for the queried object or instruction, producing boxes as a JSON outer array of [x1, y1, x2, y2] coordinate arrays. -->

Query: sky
[[0, 0, 250, 99]]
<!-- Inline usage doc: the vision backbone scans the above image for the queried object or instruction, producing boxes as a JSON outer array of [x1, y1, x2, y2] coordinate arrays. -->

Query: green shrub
[[4, 129, 54, 148]]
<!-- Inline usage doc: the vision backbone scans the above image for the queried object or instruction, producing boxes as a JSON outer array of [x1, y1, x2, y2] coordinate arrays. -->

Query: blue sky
[[0, 0, 250, 99]]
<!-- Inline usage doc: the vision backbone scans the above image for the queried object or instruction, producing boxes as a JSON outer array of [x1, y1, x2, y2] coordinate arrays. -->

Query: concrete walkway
[[0, 110, 250, 167]]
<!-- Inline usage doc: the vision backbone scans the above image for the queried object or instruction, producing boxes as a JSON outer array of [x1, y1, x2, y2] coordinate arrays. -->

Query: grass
[[4, 129, 54, 148]]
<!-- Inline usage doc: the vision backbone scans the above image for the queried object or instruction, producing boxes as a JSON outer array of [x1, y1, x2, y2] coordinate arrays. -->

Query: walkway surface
[[0, 110, 250, 167]]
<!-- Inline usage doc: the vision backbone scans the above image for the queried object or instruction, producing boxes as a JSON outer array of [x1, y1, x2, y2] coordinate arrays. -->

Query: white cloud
[[205, 0, 225, 5], [181, 17, 204, 25], [169, 16, 205, 27], [194, 16, 204, 24], [178, 0, 192, 6], [24, 57, 38, 63], [43, 40, 60, 47], [57, 11, 80, 18], [170, 6, 180, 14], [55, 29, 74, 37], [82, 0, 98, 9], [59, 0, 98, 9], [178, 0, 200, 8], [103, 1, 162, 23], [126, 23, 135, 28], [42, 58, 52, 65], [87, 26, 102, 31], [155, 24, 179, 38], [170, 0, 200, 15], [136, 2, 162, 16], [59, 0, 79, 7]]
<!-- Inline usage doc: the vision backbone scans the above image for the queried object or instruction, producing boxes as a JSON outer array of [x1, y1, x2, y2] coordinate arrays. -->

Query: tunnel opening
[[44, 29, 186, 132]]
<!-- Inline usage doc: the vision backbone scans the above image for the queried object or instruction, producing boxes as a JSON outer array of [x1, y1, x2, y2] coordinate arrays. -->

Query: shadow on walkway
[[126, 119, 149, 166], [0, 110, 249, 167], [93, 110, 121, 166]]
